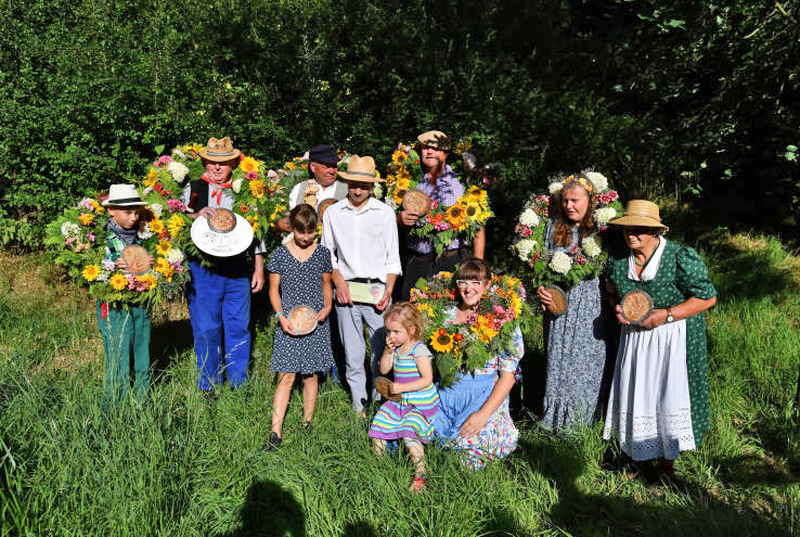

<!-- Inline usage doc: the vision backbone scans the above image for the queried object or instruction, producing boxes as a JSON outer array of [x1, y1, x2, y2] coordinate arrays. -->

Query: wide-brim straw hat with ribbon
[[608, 199, 669, 231], [102, 184, 147, 206], [337, 155, 384, 183], [417, 130, 452, 151], [199, 137, 242, 163]]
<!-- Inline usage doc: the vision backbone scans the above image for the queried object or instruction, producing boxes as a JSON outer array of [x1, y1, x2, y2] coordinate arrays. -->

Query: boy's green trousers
[[96, 300, 151, 406]]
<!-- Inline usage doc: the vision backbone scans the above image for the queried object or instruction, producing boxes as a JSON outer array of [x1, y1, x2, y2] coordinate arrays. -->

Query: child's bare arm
[[316, 272, 333, 322], [379, 341, 394, 375], [269, 272, 295, 335], [390, 355, 433, 395]]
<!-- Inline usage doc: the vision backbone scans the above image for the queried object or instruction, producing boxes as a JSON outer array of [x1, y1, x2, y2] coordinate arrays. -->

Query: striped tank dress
[[369, 342, 440, 443]]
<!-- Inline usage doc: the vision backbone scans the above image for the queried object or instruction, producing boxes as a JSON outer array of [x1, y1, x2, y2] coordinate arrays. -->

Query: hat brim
[[190, 213, 254, 257], [608, 215, 669, 230], [198, 149, 242, 163], [102, 200, 147, 207], [337, 171, 384, 183]]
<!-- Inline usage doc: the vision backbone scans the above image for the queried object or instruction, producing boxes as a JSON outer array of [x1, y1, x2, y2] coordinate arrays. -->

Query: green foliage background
[[1, 0, 799, 248]]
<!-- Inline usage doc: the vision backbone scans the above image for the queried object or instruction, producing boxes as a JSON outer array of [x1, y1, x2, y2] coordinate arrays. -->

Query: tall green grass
[[1, 235, 800, 536]]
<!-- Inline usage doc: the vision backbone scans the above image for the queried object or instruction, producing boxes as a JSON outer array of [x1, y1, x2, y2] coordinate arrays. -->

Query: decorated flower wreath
[[384, 142, 493, 257], [138, 143, 294, 259], [409, 272, 529, 387], [510, 171, 623, 292], [45, 196, 190, 307]]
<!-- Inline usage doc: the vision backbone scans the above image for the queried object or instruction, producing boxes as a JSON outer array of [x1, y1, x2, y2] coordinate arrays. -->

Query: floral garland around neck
[[384, 142, 493, 257], [44, 195, 189, 307], [138, 143, 294, 260], [409, 272, 529, 387], [510, 171, 623, 294]]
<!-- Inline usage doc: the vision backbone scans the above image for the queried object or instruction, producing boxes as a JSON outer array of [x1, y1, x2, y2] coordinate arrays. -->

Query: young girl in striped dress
[[369, 302, 439, 492]]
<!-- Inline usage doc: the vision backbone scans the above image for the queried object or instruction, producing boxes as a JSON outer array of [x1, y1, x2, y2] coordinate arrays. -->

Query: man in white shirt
[[276, 144, 348, 233], [321, 155, 402, 416]]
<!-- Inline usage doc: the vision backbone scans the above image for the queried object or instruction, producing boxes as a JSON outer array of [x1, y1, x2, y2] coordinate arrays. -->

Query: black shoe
[[262, 432, 282, 451], [303, 421, 313, 434], [202, 390, 216, 402]]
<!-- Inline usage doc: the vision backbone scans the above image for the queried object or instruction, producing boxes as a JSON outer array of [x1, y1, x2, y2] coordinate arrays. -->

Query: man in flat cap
[[397, 130, 485, 299]]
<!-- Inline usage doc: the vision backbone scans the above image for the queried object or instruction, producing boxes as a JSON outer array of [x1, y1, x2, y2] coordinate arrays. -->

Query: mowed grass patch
[[1, 239, 800, 536]]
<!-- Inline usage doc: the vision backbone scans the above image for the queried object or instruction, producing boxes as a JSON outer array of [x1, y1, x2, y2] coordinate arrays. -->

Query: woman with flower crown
[[536, 173, 614, 434], [431, 258, 524, 470]]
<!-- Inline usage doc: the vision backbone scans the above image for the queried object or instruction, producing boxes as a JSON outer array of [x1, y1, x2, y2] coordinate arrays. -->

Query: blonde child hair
[[383, 302, 425, 341]]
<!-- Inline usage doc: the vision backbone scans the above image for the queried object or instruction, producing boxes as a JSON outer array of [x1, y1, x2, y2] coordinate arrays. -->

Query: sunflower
[[82, 264, 101, 282], [143, 167, 158, 188], [139, 273, 158, 290], [149, 218, 165, 235], [430, 330, 455, 353], [156, 240, 172, 256], [445, 204, 467, 230], [109, 273, 128, 291], [155, 258, 174, 281], [392, 150, 408, 165], [463, 201, 481, 221], [393, 189, 407, 206], [246, 215, 260, 232], [396, 177, 412, 191], [249, 179, 266, 199], [465, 186, 487, 203], [167, 214, 185, 237], [78, 213, 95, 226], [240, 156, 259, 173]]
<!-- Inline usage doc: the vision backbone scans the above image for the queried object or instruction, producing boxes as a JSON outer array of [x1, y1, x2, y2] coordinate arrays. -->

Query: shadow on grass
[[150, 318, 194, 375], [217, 480, 306, 537], [518, 437, 794, 537]]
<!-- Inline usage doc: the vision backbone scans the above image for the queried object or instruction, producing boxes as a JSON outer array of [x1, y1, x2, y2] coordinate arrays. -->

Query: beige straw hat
[[608, 199, 669, 230], [199, 137, 242, 163], [416, 130, 451, 151], [337, 155, 384, 183]]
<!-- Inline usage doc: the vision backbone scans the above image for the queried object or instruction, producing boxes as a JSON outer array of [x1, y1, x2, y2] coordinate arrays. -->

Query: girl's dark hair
[[551, 174, 597, 247], [289, 203, 318, 233], [452, 257, 492, 287]]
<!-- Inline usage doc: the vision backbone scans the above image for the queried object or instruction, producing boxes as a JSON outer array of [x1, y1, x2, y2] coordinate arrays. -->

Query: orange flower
[[78, 213, 95, 226]]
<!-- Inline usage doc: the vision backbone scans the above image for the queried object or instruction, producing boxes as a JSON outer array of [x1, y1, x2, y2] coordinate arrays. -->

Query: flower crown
[[548, 171, 609, 196]]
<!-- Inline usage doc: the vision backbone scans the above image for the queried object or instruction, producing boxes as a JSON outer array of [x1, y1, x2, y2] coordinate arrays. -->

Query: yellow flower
[[82, 264, 101, 282], [392, 150, 408, 165], [155, 257, 174, 281], [240, 156, 259, 173], [246, 215, 260, 232], [109, 273, 127, 291], [167, 214, 185, 237], [139, 273, 158, 290], [396, 177, 412, 191], [430, 331, 454, 353], [397, 168, 411, 182], [286, 162, 296, 171], [156, 240, 172, 256], [149, 218, 165, 235], [270, 204, 287, 222], [464, 201, 481, 221], [143, 167, 158, 187], [510, 294, 523, 317], [250, 179, 266, 199], [445, 204, 467, 230], [393, 189, 406, 206], [181, 143, 204, 153], [91, 199, 104, 214], [465, 186, 487, 203], [78, 213, 94, 226]]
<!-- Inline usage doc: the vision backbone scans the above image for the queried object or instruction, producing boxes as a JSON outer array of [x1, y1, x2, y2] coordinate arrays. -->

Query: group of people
[[96, 131, 717, 489]]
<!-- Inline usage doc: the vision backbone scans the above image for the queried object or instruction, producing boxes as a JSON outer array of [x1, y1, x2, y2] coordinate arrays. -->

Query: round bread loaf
[[208, 208, 236, 233], [317, 198, 338, 222], [545, 285, 568, 316], [621, 289, 654, 324], [288, 305, 318, 335], [402, 189, 431, 216], [121, 245, 151, 274]]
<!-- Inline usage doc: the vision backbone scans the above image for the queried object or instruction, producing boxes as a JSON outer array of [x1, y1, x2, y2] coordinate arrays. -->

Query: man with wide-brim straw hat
[[180, 136, 265, 395], [321, 155, 401, 417], [603, 198, 717, 477], [397, 129, 486, 300], [607, 199, 669, 231]]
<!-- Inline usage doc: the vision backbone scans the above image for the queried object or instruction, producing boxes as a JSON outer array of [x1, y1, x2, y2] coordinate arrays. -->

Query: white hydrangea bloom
[[232, 178, 243, 194], [514, 239, 537, 261], [373, 183, 384, 198], [594, 206, 617, 225], [167, 161, 190, 183], [548, 182, 563, 195], [581, 235, 602, 257], [166, 248, 184, 264], [585, 172, 608, 193], [149, 203, 164, 217], [549, 251, 572, 274], [519, 208, 540, 228], [61, 222, 80, 237]]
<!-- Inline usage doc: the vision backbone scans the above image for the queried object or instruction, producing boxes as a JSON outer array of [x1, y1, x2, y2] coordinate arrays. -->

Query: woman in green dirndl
[[603, 200, 717, 477]]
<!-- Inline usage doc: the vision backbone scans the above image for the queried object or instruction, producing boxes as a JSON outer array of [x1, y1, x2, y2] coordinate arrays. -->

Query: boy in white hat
[[99, 184, 153, 407]]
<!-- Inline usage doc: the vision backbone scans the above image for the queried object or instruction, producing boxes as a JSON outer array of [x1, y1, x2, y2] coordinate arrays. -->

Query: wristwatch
[[665, 308, 674, 323]]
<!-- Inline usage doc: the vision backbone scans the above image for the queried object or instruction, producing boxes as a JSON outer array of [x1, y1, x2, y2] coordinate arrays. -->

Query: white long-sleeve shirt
[[321, 197, 402, 282]]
